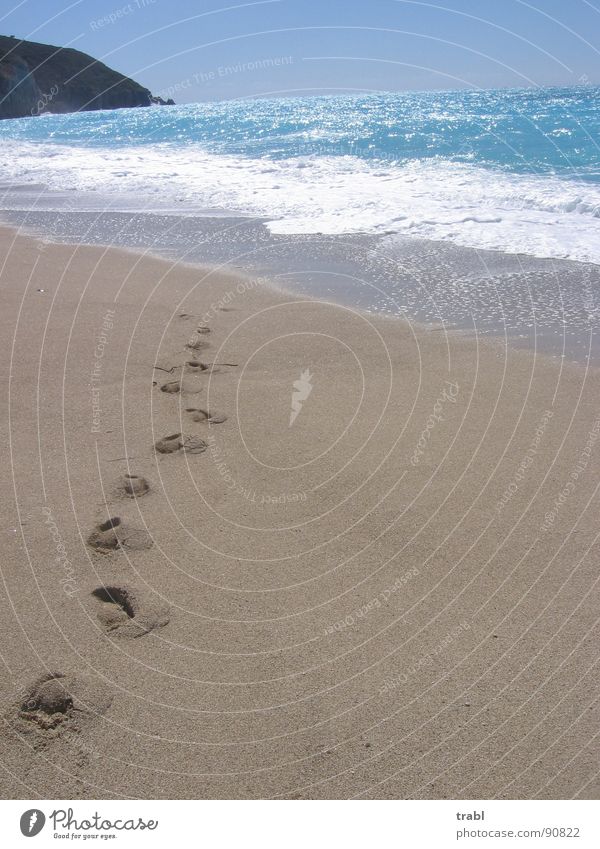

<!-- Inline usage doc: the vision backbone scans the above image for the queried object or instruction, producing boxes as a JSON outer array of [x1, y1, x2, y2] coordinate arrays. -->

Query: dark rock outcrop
[[0, 35, 173, 119], [151, 95, 175, 106]]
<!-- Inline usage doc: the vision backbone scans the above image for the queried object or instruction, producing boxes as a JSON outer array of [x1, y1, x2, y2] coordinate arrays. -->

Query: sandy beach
[[0, 223, 599, 800]]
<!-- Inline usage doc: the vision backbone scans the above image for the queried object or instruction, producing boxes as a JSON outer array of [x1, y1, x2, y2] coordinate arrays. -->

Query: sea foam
[[1, 88, 599, 263]]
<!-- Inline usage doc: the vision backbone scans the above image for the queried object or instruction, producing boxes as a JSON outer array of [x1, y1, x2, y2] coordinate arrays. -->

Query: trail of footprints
[[10, 319, 237, 743], [153, 323, 231, 457]]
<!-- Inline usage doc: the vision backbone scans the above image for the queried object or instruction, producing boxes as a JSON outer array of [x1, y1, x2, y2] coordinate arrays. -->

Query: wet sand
[[4, 204, 600, 364], [0, 225, 599, 799]]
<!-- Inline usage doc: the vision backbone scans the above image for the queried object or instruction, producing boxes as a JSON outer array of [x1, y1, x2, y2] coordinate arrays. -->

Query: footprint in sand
[[160, 377, 203, 395], [154, 433, 182, 453], [184, 360, 209, 374], [186, 334, 210, 352], [87, 517, 153, 551], [119, 474, 150, 498], [181, 434, 208, 453], [185, 407, 227, 424], [159, 359, 236, 379], [92, 584, 169, 638], [154, 433, 208, 455], [187, 360, 238, 375], [10, 672, 112, 738]]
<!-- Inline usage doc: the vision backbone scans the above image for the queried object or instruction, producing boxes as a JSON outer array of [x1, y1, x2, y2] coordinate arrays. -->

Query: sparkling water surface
[[1, 87, 599, 261]]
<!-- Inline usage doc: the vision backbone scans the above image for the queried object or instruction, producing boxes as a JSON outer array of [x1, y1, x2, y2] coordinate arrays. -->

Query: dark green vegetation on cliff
[[0, 35, 173, 119]]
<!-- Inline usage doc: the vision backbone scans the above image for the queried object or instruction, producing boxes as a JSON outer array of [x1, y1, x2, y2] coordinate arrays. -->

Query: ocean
[[1, 87, 600, 359]]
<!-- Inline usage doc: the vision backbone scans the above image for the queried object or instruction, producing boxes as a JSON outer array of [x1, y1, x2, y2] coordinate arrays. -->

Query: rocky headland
[[0, 35, 173, 119]]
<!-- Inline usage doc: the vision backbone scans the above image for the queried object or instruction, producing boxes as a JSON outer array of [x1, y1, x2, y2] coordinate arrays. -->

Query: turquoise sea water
[[1, 86, 599, 173], [0, 87, 599, 261]]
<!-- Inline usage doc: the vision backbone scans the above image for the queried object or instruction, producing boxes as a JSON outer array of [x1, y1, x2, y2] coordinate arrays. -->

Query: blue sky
[[2, 0, 600, 101]]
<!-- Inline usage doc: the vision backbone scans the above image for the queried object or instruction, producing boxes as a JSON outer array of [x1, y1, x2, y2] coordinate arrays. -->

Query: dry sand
[[0, 225, 598, 799]]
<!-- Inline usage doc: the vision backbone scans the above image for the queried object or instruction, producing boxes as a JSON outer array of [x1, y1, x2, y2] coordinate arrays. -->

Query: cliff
[[0, 35, 173, 119]]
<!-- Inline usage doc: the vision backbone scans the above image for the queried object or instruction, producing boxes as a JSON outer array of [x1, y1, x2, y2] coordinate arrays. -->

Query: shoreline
[[1, 223, 599, 800], [2, 202, 600, 366]]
